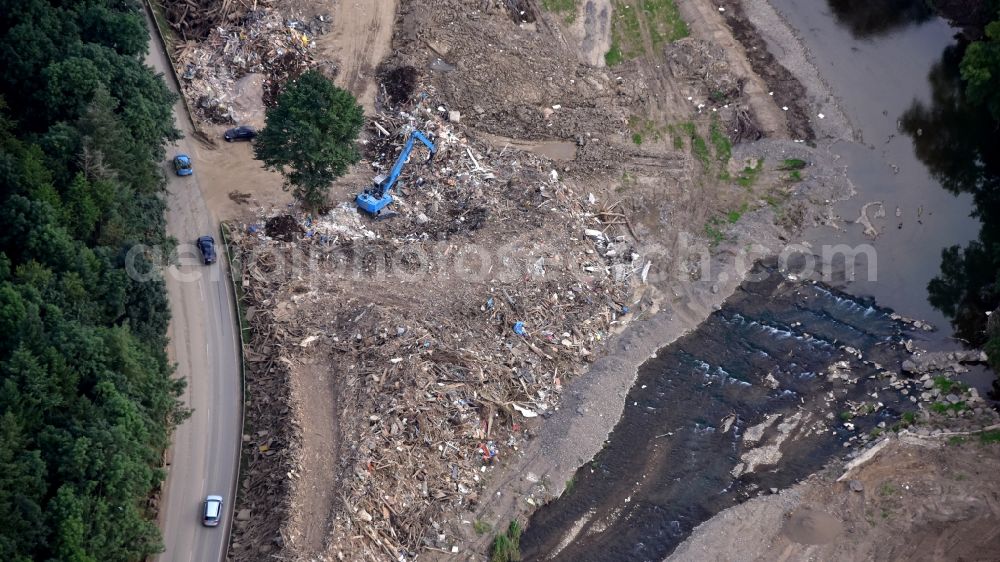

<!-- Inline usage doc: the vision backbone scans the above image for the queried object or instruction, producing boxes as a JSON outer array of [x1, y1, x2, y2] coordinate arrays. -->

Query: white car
[[202, 495, 223, 527]]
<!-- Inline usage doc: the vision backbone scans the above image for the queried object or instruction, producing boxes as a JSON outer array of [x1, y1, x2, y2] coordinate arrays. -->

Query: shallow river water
[[521, 0, 993, 558]]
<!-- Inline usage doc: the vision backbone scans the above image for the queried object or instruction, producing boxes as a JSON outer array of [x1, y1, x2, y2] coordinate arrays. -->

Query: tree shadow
[[826, 0, 934, 38], [899, 41, 1000, 386]]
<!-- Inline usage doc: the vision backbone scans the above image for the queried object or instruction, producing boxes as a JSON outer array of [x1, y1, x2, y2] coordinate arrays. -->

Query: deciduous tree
[[254, 70, 364, 209]]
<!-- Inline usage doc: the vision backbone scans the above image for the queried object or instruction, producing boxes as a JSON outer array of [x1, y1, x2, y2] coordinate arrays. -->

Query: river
[[519, 0, 995, 559]]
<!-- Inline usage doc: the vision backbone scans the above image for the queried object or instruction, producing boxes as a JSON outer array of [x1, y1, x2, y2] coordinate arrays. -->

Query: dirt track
[[321, 0, 398, 113]]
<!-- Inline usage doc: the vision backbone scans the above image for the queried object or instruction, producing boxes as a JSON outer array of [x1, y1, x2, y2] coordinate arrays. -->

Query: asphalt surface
[[144, 8, 242, 562]]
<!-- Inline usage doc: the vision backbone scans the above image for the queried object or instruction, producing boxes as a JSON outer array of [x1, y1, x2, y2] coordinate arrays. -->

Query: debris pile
[[227, 283, 299, 558], [171, 7, 325, 122], [164, 0, 253, 41], [228, 76, 654, 560], [666, 38, 762, 142]]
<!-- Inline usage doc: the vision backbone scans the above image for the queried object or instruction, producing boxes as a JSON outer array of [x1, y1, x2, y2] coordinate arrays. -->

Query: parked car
[[202, 495, 223, 527], [197, 235, 217, 265], [224, 125, 257, 142], [173, 154, 193, 176]]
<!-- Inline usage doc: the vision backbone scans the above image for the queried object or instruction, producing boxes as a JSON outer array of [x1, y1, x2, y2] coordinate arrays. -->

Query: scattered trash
[[479, 441, 498, 463], [513, 321, 527, 335]]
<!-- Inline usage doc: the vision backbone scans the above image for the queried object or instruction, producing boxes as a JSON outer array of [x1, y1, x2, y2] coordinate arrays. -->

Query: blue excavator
[[356, 130, 437, 214]]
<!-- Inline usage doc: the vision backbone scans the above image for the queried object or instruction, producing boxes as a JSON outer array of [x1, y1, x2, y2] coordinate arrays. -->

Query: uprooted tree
[[254, 70, 364, 210]]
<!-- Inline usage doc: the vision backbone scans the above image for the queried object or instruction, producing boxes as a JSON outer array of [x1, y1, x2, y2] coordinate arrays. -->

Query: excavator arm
[[356, 130, 437, 214]]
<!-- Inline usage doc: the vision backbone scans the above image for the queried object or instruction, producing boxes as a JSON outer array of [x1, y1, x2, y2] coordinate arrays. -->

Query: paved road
[[144, 8, 242, 562]]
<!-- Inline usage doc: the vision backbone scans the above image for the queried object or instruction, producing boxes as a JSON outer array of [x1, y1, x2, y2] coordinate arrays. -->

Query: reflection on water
[[827, 0, 934, 37], [900, 39, 1000, 379]]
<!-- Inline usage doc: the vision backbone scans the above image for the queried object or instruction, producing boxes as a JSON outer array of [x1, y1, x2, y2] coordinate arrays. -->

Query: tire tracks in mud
[[280, 1, 398, 559], [321, 0, 399, 114]]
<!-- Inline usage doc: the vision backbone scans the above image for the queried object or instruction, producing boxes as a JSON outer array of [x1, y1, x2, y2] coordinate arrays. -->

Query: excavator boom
[[356, 130, 436, 214]]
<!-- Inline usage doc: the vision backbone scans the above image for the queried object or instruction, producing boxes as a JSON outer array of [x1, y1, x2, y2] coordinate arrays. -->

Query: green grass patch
[[691, 135, 710, 169], [474, 519, 492, 535], [490, 520, 523, 562], [980, 429, 1000, 444], [564, 476, 576, 495], [879, 482, 897, 497], [607, 2, 642, 64], [727, 202, 748, 224], [606, 0, 688, 64], [709, 117, 731, 166], [629, 115, 664, 144], [736, 159, 764, 189], [870, 427, 884, 438], [902, 411, 916, 425], [704, 221, 724, 246], [840, 411, 854, 421], [948, 435, 967, 446], [787, 169, 803, 182], [779, 158, 807, 170], [542, 0, 579, 22], [933, 376, 968, 394], [930, 401, 967, 414], [676, 121, 711, 169], [641, 0, 689, 49], [605, 42, 625, 66]]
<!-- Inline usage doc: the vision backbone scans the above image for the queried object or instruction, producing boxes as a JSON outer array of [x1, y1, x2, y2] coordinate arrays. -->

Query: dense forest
[[0, 0, 184, 560]]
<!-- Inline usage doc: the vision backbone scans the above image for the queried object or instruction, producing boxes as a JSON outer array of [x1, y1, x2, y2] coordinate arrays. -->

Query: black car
[[197, 236, 217, 264], [224, 125, 257, 142]]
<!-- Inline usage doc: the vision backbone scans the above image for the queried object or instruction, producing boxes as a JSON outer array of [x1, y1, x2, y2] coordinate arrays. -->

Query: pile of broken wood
[[163, 0, 261, 41], [169, 4, 322, 122], [225, 88, 649, 561]]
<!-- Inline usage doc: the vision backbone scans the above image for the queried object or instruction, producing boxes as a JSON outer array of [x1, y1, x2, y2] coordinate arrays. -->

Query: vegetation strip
[[219, 222, 249, 558], [0, 1, 183, 559]]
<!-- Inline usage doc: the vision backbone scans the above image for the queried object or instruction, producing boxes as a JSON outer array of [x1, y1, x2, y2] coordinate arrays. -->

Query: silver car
[[202, 495, 223, 527]]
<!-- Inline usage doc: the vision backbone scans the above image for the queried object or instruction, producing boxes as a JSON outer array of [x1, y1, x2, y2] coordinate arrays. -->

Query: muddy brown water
[[522, 0, 994, 558]]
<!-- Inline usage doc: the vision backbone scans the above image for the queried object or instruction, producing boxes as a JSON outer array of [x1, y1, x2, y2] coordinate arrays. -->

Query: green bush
[[490, 520, 523, 562]]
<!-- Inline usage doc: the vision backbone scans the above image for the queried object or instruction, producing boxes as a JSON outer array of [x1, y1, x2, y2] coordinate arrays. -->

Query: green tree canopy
[[254, 70, 364, 209], [0, 0, 183, 559], [961, 20, 1000, 121]]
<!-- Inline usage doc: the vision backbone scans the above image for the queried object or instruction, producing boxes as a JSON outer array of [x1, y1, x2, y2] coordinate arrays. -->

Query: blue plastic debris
[[486, 297, 495, 310], [621, 305, 629, 314], [513, 322, 527, 336]]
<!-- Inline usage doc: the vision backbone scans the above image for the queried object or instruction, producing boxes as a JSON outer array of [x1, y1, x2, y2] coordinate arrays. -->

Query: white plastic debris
[[512, 404, 539, 418]]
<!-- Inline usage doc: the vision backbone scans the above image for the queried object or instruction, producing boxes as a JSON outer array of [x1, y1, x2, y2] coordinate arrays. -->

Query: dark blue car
[[224, 126, 257, 142], [197, 236, 216, 265]]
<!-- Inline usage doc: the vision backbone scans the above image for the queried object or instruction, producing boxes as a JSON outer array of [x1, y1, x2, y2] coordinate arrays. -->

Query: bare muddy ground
[[669, 435, 1000, 561]]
